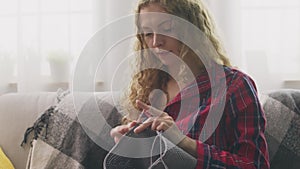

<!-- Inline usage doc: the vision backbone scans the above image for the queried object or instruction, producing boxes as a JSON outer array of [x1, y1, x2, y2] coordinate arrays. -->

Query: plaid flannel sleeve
[[195, 75, 270, 169]]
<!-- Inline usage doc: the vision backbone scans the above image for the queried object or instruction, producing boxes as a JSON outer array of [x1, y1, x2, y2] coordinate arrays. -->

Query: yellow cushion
[[0, 147, 15, 169]]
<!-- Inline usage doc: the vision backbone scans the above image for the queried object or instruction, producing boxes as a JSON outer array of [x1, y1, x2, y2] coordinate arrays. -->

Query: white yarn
[[149, 131, 169, 169]]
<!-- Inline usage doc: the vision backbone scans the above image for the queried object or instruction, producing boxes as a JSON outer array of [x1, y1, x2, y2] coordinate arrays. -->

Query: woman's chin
[[160, 59, 178, 67]]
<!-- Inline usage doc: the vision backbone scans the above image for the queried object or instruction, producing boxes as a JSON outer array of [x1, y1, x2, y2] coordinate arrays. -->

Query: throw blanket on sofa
[[21, 91, 123, 169], [263, 89, 300, 169], [21, 89, 300, 169]]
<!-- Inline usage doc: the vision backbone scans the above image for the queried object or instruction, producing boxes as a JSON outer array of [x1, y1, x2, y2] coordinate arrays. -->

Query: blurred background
[[0, 0, 299, 94]]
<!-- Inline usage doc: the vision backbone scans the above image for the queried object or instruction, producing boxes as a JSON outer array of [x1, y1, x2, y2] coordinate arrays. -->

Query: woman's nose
[[152, 33, 163, 47]]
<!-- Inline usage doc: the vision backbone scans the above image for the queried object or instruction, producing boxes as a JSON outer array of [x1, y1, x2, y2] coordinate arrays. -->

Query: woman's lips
[[156, 50, 171, 56]]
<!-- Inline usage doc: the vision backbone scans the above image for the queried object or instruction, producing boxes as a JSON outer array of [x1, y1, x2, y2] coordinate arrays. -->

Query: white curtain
[[0, 0, 95, 94], [0, 0, 138, 94]]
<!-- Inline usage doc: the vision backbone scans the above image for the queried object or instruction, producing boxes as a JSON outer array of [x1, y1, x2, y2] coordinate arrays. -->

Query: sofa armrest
[[0, 92, 57, 169]]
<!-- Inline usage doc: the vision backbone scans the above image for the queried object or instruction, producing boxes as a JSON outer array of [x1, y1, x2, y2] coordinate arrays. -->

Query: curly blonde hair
[[121, 0, 231, 122]]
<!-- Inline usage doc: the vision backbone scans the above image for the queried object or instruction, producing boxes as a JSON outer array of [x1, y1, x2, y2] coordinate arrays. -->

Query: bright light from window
[[242, 0, 300, 75], [0, 0, 94, 78]]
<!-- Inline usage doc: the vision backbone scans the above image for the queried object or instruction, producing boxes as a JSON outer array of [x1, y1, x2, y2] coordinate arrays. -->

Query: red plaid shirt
[[164, 65, 270, 169]]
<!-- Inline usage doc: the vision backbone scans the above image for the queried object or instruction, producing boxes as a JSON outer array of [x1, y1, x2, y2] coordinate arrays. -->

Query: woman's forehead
[[139, 14, 172, 29], [140, 3, 167, 13], [139, 7, 173, 28], [139, 4, 170, 25]]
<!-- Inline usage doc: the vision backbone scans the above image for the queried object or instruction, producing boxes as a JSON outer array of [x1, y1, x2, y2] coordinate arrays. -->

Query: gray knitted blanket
[[21, 92, 122, 169], [262, 89, 300, 169]]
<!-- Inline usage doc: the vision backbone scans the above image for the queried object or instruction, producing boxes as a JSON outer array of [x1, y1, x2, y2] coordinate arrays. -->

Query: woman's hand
[[134, 100, 173, 133], [134, 100, 185, 144], [110, 121, 137, 143], [111, 100, 197, 157], [135, 100, 198, 157]]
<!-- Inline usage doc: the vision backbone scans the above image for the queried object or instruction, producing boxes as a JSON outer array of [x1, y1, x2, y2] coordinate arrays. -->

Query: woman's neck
[[166, 64, 181, 78], [166, 61, 205, 82], [167, 78, 180, 102]]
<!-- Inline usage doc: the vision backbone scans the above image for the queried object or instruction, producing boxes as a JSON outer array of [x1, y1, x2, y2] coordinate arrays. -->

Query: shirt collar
[[166, 62, 227, 107]]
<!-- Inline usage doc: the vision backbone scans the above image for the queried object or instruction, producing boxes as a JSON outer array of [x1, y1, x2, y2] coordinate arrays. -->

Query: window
[[0, 0, 94, 92], [242, 0, 300, 78]]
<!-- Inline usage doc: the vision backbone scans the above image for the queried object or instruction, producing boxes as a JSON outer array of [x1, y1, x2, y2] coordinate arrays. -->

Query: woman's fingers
[[151, 117, 160, 131], [114, 135, 121, 143], [110, 126, 126, 138], [136, 100, 166, 117], [136, 100, 150, 110], [110, 127, 124, 143], [133, 117, 154, 133], [128, 121, 138, 128], [156, 121, 168, 131], [110, 121, 137, 143], [135, 100, 174, 133]]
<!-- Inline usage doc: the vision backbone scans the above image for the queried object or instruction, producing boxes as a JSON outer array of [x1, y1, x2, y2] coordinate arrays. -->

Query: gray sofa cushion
[[263, 89, 300, 169]]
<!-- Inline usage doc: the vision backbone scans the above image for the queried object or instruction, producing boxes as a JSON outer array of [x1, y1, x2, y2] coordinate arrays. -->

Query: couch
[[0, 89, 299, 169], [0, 92, 58, 169]]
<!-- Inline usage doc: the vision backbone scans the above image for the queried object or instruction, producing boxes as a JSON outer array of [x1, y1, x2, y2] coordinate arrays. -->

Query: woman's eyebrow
[[141, 26, 152, 30], [157, 19, 172, 27]]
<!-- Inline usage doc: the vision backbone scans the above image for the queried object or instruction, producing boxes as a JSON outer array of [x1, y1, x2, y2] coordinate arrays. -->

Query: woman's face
[[139, 3, 181, 66]]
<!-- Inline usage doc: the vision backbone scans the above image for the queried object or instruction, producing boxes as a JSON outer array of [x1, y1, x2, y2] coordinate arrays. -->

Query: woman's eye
[[163, 27, 172, 32], [161, 20, 173, 33], [144, 32, 153, 37]]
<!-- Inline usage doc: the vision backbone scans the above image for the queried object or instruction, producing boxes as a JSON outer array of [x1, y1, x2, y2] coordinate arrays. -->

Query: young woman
[[110, 0, 270, 168]]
